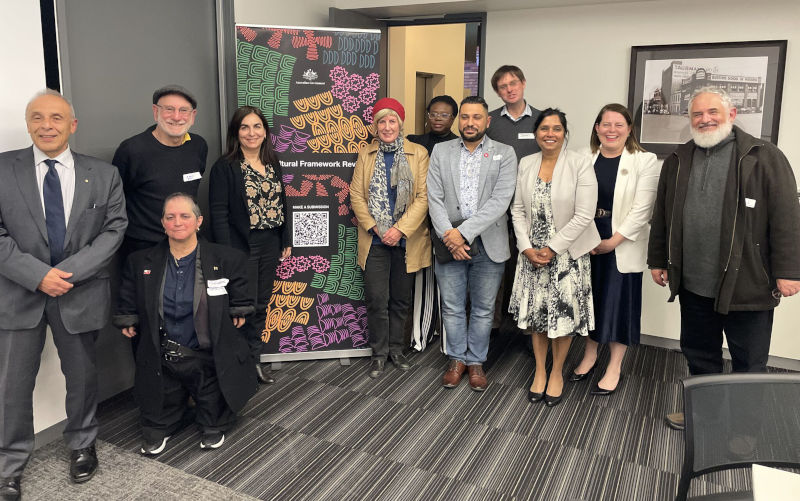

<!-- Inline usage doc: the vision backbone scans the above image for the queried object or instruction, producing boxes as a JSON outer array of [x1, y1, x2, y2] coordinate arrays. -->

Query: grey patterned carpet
[[27, 333, 779, 500]]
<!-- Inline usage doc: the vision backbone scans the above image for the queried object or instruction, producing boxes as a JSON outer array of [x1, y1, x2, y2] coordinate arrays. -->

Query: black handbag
[[431, 219, 479, 263]]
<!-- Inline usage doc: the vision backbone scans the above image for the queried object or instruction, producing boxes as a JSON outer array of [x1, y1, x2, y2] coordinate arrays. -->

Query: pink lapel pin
[[143, 269, 151, 275], [484, 152, 489, 158]]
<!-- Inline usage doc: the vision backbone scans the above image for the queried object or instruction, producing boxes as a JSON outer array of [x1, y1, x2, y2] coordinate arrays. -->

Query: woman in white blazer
[[569, 103, 659, 396], [509, 108, 600, 407]]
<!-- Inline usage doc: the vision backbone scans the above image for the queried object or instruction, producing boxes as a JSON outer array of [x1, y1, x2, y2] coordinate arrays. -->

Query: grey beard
[[691, 120, 733, 148]]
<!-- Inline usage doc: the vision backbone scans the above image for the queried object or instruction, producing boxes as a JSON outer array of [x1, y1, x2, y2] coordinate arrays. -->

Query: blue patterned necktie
[[43, 159, 66, 265]]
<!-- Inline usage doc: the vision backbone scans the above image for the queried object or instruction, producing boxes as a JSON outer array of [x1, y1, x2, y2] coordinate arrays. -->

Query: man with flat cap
[[0, 89, 127, 500], [113, 85, 208, 260]]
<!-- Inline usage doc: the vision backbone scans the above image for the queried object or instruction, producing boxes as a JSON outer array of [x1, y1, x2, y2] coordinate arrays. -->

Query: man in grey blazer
[[427, 96, 518, 392], [0, 90, 127, 499]]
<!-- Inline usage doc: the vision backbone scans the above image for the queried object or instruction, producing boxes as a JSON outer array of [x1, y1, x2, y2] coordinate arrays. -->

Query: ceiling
[[336, 0, 662, 20]]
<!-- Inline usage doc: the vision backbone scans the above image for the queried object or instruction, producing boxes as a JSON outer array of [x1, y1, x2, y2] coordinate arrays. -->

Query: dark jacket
[[114, 239, 257, 415], [407, 130, 458, 156], [208, 154, 290, 253], [647, 126, 800, 313]]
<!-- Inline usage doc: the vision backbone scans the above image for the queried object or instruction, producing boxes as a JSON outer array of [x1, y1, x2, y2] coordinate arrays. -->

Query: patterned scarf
[[367, 136, 414, 236]]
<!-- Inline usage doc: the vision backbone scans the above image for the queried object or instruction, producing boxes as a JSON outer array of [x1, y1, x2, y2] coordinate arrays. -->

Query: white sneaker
[[199, 432, 225, 449], [141, 436, 170, 455]]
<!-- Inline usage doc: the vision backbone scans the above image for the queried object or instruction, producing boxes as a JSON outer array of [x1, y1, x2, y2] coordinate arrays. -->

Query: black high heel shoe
[[568, 362, 597, 382], [528, 390, 545, 403], [590, 374, 622, 396], [544, 393, 562, 407]]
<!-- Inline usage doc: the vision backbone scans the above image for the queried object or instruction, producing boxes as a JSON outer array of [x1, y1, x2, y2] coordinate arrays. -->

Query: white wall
[[0, 0, 70, 434], [234, 0, 330, 26], [484, 0, 800, 359]]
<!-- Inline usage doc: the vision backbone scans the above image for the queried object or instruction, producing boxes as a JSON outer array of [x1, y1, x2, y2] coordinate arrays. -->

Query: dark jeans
[[679, 288, 773, 375], [364, 244, 414, 360], [246, 228, 282, 363], [141, 353, 235, 443], [493, 224, 518, 329]]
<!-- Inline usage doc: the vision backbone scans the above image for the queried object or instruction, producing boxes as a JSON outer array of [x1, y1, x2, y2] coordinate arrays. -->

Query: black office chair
[[675, 372, 800, 501]]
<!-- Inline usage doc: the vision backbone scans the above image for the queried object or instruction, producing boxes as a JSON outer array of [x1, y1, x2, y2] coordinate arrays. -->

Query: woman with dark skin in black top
[[407, 95, 458, 155], [405, 95, 458, 351]]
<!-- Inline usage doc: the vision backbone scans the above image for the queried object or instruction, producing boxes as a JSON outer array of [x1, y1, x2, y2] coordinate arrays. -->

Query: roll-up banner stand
[[235, 24, 381, 363]]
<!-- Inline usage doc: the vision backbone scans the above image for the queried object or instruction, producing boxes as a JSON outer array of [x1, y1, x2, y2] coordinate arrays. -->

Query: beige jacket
[[350, 140, 432, 273], [512, 148, 600, 259], [591, 149, 659, 273]]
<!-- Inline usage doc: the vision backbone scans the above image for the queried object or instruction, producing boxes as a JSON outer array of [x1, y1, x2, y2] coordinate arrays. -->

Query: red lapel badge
[[143, 269, 151, 275]]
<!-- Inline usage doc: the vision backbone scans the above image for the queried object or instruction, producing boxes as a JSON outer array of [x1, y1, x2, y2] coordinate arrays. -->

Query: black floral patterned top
[[241, 160, 284, 230]]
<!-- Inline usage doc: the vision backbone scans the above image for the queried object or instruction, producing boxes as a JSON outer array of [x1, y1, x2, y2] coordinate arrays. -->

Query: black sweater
[[407, 130, 458, 156], [113, 125, 208, 242]]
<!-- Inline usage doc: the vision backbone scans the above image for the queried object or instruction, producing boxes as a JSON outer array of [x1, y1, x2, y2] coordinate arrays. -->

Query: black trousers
[[679, 288, 773, 375], [141, 354, 235, 443], [363, 244, 414, 360], [246, 228, 282, 363]]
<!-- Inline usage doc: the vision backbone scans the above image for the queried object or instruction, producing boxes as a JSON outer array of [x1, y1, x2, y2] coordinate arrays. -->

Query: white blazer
[[512, 147, 600, 259], [591, 148, 660, 273]]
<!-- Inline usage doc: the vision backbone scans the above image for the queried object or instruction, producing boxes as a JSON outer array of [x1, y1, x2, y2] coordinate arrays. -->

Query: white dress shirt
[[33, 145, 76, 224]]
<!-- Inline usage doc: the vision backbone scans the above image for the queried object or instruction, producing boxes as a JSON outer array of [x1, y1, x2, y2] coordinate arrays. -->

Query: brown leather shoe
[[665, 412, 685, 431], [468, 364, 488, 392], [442, 360, 466, 388]]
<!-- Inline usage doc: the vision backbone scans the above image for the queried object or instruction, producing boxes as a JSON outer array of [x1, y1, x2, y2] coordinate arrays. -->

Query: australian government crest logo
[[297, 68, 323, 86]]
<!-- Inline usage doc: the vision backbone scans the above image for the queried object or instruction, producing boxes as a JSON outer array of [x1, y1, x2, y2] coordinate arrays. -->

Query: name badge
[[207, 278, 229, 288], [518, 133, 535, 140], [745, 198, 756, 208], [183, 171, 202, 182], [493, 154, 503, 161], [207, 286, 228, 296]]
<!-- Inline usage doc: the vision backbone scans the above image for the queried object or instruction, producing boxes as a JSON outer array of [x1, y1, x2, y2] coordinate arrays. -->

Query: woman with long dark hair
[[209, 106, 290, 385]]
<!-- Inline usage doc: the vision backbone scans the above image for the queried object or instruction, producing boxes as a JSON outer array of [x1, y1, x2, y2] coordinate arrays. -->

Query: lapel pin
[[213, 266, 219, 271], [483, 152, 489, 158], [85, 179, 89, 182], [143, 269, 151, 275]]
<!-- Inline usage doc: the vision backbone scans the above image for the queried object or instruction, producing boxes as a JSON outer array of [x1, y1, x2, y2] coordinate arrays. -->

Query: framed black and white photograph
[[628, 40, 787, 157]]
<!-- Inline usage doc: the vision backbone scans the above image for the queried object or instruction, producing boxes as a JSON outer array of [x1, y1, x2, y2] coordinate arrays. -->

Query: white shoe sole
[[141, 436, 169, 455], [200, 434, 225, 449]]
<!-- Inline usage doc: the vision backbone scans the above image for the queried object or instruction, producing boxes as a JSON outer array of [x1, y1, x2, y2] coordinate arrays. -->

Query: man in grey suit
[[427, 96, 518, 392], [0, 90, 127, 499]]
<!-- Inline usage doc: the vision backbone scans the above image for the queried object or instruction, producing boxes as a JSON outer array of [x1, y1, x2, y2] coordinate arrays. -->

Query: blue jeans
[[435, 238, 505, 365]]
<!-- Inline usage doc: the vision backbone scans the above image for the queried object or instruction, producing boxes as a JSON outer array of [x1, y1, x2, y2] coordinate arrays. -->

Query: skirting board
[[640, 334, 800, 371], [34, 421, 65, 451]]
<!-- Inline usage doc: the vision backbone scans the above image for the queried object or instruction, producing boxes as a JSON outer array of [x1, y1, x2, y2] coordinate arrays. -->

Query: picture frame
[[628, 40, 787, 158]]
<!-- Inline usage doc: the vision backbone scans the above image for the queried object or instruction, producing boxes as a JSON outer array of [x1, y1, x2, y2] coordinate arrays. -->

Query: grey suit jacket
[[427, 136, 518, 263], [0, 146, 127, 333]]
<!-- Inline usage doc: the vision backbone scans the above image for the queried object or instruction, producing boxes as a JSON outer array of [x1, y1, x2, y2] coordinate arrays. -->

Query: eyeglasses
[[427, 112, 453, 120], [156, 104, 194, 117]]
